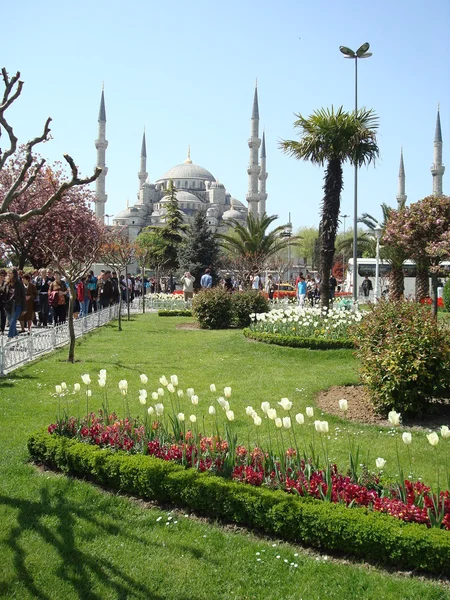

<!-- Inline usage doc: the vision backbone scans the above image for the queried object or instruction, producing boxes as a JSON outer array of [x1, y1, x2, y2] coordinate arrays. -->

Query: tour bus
[[345, 259, 450, 299]]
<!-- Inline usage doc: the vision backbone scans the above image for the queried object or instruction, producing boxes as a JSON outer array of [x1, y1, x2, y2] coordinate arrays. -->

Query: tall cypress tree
[[158, 180, 187, 289], [178, 210, 219, 289]]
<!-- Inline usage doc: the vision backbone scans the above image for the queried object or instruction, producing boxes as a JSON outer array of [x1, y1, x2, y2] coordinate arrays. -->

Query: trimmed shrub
[[243, 329, 354, 349], [28, 430, 450, 575], [192, 288, 233, 329], [352, 299, 450, 416], [443, 279, 450, 312], [231, 291, 269, 328], [158, 310, 192, 317]]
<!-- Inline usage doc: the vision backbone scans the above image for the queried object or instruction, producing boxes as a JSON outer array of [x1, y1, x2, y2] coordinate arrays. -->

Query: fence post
[[51, 327, 56, 349], [28, 334, 34, 361]]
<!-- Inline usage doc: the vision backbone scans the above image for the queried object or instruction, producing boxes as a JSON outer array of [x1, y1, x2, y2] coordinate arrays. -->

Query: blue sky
[[2, 0, 449, 232]]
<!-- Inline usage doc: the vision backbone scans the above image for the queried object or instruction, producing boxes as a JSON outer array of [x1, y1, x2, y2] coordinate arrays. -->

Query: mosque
[[93, 86, 268, 239]]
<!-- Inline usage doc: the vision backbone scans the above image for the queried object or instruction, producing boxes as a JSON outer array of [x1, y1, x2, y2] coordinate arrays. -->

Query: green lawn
[[0, 314, 448, 599]]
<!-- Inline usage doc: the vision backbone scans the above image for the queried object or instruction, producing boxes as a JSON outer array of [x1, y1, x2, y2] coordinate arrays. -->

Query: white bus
[[345, 258, 450, 300]]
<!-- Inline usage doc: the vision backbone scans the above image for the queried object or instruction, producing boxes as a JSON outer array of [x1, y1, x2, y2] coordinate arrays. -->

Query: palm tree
[[217, 213, 300, 285], [280, 106, 379, 308], [359, 203, 408, 300]]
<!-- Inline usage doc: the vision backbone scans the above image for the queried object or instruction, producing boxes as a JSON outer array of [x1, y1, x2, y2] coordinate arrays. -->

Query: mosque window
[[192, 181, 196, 188], [177, 181, 180, 188], [185, 181, 188, 188]]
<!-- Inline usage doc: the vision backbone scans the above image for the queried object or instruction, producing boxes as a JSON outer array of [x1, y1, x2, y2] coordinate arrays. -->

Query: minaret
[[258, 130, 268, 215], [94, 87, 108, 222], [246, 84, 261, 216], [431, 106, 445, 197], [396, 148, 407, 209], [138, 130, 148, 193]]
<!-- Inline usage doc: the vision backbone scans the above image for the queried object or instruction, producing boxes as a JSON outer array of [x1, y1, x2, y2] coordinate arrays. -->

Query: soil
[[316, 385, 450, 430], [175, 322, 200, 330]]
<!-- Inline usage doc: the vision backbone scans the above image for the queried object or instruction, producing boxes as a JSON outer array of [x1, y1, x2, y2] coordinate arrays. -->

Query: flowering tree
[[384, 195, 450, 315], [99, 231, 136, 330], [0, 148, 95, 268], [46, 213, 106, 362], [0, 67, 100, 222]]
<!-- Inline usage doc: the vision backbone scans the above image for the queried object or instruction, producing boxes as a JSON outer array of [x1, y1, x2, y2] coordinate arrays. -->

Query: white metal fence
[[0, 295, 192, 376]]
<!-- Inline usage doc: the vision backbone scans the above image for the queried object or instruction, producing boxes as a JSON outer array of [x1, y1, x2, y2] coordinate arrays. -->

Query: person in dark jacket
[[98, 271, 113, 309], [0, 269, 7, 335], [5, 268, 26, 340]]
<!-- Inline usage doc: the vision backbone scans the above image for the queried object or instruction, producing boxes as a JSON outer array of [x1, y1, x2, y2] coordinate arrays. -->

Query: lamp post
[[339, 42, 372, 302], [374, 223, 382, 303], [105, 214, 113, 226], [284, 212, 293, 283]]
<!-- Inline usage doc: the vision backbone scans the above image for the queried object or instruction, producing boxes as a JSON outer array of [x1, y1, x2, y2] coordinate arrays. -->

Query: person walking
[[297, 275, 307, 307], [200, 268, 213, 289], [5, 268, 26, 340], [0, 269, 7, 335], [361, 276, 373, 299], [19, 273, 38, 334], [49, 271, 68, 326]]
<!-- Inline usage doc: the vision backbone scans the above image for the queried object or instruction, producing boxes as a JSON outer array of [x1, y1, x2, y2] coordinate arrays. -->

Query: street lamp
[[105, 213, 113, 226], [283, 212, 293, 283], [339, 42, 372, 302], [374, 223, 382, 303]]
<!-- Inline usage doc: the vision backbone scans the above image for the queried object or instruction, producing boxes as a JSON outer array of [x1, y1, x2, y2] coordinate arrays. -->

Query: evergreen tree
[[178, 210, 219, 289]]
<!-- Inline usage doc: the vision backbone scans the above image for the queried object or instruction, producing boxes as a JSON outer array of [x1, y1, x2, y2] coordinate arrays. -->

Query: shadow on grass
[[0, 373, 37, 387], [0, 479, 178, 600]]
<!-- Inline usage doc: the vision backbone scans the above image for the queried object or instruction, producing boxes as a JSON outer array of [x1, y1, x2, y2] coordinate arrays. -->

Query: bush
[[192, 288, 233, 329], [243, 329, 354, 349], [231, 291, 269, 328], [443, 279, 450, 312], [352, 299, 450, 416], [28, 430, 450, 575], [158, 310, 192, 317]]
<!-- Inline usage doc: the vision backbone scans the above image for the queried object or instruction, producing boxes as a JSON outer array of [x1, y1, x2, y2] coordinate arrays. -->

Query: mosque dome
[[222, 208, 243, 221], [161, 190, 203, 205], [158, 162, 216, 182]]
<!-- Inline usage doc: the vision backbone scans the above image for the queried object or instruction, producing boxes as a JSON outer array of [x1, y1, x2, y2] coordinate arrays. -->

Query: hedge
[[243, 329, 355, 350], [158, 310, 193, 317], [28, 430, 450, 575]]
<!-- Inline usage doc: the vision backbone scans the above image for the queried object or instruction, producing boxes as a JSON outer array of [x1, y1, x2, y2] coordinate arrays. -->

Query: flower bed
[[249, 306, 362, 342], [158, 310, 193, 317], [243, 329, 354, 349]]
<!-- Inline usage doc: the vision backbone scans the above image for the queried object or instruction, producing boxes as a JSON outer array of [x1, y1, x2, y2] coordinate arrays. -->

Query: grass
[[0, 314, 448, 599]]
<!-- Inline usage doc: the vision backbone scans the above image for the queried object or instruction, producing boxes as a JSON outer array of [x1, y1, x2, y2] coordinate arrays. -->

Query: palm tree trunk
[[388, 266, 404, 301], [415, 266, 429, 301], [320, 158, 343, 309]]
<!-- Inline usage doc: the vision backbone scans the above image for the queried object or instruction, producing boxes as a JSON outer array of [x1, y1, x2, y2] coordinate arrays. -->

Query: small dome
[[161, 190, 203, 205], [230, 197, 244, 208], [210, 182, 225, 189], [206, 205, 219, 217], [157, 162, 216, 182], [142, 181, 155, 189], [222, 208, 243, 221]]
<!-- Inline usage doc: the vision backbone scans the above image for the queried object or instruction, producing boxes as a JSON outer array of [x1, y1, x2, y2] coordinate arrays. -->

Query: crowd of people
[[0, 267, 147, 341]]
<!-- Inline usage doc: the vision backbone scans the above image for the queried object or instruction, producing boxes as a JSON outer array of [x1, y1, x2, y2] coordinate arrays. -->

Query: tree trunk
[[67, 280, 76, 363], [142, 264, 145, 314], [388, 266, 404, 301], [118, 269, 123, 332], [319, 159, 343, 310], [126, 267, 130, 321], [415, 266, 429, 301], [430, 272, 439, 319]]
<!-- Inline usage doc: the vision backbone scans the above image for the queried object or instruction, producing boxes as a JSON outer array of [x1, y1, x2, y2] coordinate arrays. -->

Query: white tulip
[[167, 383, 175, 394], [118, 380, 128, 391], [157, 388, 164, 397], [147, 406, 154, 415], [177, 389, 184, 398], [159, 375, 168, 386], [388, 410, 401, 426], [55, 385, 62, 394], [427, 432, 439, 447], [98, 379, 106, 388], [306, 407, 314, 418], [139, 396, 147, 405], [224, 387, 232, 398], [253, 415, 262, 427], [217, 397, 226, 408], [278, 398, 292, 411], [177, 412, 185, 421], [282, 416, 291, 430], [140, 374, 148, 384], [246, 406, 255, 416], [139, 389, 147, 399], [121, 389, 127, 397], [267, 408, 277, 421], [275, 418, 283, 428], [402, 432, 412, 445], [61, 382, 67, 391], [155, 403, 164, 416], [151, 392, 159, 401], [226, 410, 235, 422], [210, 384, 216, 393], [295, 413, 304, 425], [376, 457, 386, 470], [441, 425, 450, 439], [99, 369, 107, 380], [191, 395, 199, 406], [170, 375, 178, 386], [223, 400, 230, 412], [208, 406, 216, 416], [73, 383, 81, 392], [87, 389, 92, 397], [187, 388, 194, 397], [338, 399, 348, 412], [314, 420, 329, 434], [81, 374, 91, 386], [189, 414, 197, 423], [261, 402, 270, 415]]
